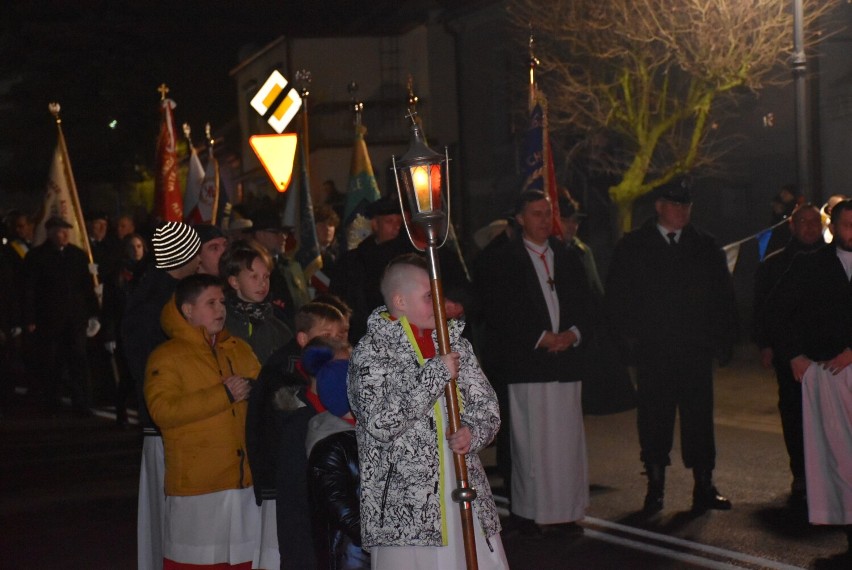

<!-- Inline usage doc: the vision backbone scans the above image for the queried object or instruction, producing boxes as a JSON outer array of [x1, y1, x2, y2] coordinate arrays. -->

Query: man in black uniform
[[24, 216, 100, 415], [753, 203, 823, 506], [606, 180, 738, 514]]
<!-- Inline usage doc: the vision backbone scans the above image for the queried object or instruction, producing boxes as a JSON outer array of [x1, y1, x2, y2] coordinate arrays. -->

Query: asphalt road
[[0, 344, 848, 569]]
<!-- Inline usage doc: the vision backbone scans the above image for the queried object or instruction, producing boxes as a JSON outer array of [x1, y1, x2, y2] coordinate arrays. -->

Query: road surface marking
[[584, 517, 804, 570], [584, 529, 748, 569]]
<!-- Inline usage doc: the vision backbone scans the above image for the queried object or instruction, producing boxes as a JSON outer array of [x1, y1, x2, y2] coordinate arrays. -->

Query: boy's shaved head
[[380, 254, 429, 312], [381, 254, 435, 329]]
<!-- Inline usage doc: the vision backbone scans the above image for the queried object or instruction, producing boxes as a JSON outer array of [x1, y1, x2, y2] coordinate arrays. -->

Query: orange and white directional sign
[[249, 133, 298, 192], [250, 70, 302, 134]]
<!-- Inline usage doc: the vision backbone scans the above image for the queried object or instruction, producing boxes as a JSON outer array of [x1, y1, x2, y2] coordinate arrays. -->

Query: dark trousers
[[494, 379, 512, 499], [38, 323, 91, 411], [114, 354, 135, 422], [636, 353, 716, 470], [773, 357, 805, 482], [0, 338, 12, 412], [275, 407, 316, 569]]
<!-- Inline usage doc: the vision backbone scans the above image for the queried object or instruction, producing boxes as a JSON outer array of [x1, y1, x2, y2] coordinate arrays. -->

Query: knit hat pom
[[152, 222, 201, 269]]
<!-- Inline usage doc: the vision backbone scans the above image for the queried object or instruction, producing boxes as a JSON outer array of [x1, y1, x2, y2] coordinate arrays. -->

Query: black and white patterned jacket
[[348, 307, 502, 547]]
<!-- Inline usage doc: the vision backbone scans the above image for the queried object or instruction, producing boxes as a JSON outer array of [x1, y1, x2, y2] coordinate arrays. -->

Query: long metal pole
[[792, 0, 812, 200], [424, 226, 479, 570], [51, 105, 98, 289]]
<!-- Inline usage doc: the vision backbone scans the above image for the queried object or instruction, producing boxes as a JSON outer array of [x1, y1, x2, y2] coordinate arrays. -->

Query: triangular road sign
[[249, 133, 298, 192]]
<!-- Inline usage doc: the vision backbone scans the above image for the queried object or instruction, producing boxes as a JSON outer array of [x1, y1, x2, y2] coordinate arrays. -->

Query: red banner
[[154, 98, 183, 222]]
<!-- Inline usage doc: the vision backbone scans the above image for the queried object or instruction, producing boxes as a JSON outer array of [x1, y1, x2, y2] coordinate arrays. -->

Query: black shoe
[[643, 491, 664, 514], [643, 464, 666, 514], [520, 521, 544, 539], [502, 514, 543, 539], [692, 485, 732, 512], [546, 521, 584, 536], [116, 409, 128, 428], [692, 469, 732, 512], [787, 488, 807, 511], [72, 407, 94, 418]]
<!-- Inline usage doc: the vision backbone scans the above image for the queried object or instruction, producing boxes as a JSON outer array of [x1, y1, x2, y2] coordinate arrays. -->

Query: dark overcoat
[[481, 235, 592, 386], [752, 238, 823, 349], [606, 219, 738, 362], [765, 244, 852, 363], [24, 242, 98, 335]]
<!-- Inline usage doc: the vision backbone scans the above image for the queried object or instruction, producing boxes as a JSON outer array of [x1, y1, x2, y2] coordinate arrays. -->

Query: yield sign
[[249, 134, 298, 192]]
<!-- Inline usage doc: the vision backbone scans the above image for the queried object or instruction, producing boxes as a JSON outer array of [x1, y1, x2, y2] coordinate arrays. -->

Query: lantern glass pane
[[430, 164, 442, 211], [411, 165, 432, 212]]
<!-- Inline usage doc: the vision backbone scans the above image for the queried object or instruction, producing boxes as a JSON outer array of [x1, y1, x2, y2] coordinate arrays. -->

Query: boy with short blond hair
[[348, 254, 508, 569]]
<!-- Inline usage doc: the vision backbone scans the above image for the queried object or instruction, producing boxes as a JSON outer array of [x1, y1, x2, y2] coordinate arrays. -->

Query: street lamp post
[[391, 114, 479, 570], [792, 0, 813, 201]]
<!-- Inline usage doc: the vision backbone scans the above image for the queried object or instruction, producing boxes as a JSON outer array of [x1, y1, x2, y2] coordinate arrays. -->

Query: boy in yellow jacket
[[145, 273, 262, 570]]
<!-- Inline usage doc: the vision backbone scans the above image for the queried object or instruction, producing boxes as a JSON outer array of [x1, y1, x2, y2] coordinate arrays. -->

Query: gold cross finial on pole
[[157, 83, 169, 101]]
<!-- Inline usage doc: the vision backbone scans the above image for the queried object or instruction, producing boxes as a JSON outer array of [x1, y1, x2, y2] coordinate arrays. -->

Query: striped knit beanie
[[152, 222, 201, 270]]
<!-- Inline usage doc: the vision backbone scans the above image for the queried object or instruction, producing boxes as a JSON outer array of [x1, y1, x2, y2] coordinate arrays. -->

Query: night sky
[[0, 0, 449, 197]]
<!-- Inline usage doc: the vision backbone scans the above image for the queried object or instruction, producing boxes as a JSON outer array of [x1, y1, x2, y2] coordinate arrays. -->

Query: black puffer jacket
[[307, 414, 369, 570]]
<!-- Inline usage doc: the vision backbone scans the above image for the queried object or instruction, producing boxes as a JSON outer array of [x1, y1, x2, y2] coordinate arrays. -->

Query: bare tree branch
[[509, 0, 840, 231]]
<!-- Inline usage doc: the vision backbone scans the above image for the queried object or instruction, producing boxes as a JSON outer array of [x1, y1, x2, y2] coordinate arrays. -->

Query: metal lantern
[[392, 119, 451, 250]]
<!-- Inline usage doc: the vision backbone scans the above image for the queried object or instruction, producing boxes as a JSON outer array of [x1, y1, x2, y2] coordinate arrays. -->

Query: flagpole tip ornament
[[407, 74, 419, 111], [157, 83, 169, 101], [48, 102, 61, 119], [294, 69, 312, 99], [528, 26, 540, 90], [182, 123, 191, 140], [349, 81, 364, 126]]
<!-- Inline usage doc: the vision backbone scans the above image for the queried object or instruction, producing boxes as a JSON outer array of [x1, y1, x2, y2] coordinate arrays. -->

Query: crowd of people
[[0, 177, 851, 568]]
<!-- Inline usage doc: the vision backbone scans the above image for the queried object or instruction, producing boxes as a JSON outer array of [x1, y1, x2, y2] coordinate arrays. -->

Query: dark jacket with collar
[[752, 237, 824, 349], [481, 235, 592, 385], [765, 244, 852, 363], [223, 295, 293, 366], [606, 218, 738, 362], [121, 267, 179, 432], [24, 241, 99, 334]]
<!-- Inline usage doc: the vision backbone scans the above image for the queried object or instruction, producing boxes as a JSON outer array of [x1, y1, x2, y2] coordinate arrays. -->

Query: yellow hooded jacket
[[145, 294, 261, 497]]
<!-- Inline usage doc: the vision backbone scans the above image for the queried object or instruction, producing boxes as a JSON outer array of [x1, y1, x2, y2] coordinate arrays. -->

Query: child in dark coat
[[304, 339, 369, 570]]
